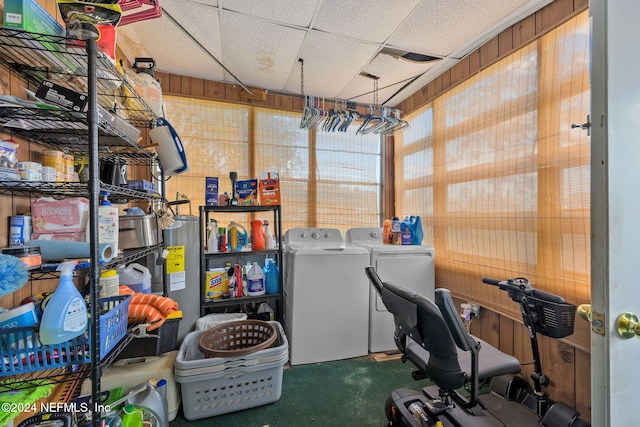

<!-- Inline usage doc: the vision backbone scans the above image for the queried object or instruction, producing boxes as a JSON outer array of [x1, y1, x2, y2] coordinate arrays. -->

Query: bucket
[[117, 263, 152, 294]]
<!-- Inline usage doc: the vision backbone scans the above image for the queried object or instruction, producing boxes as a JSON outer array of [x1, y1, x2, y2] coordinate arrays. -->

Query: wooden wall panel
[[479, 36, 499, 68], [498, 27, 514, 56], [574, 348, 591, 421], [182, 76, 204, 98], [537, 0, 576, 34], [514, 15, 537, 47]]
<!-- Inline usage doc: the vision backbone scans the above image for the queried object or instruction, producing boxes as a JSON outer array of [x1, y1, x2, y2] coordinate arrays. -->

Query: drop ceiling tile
[[118, 2, 225, 81], [313, 0, 421, 43], [282, 30, 380, 98], [388, 0, 529, 56], [220, 0, 320, 27], [221, 13, 307, 90]]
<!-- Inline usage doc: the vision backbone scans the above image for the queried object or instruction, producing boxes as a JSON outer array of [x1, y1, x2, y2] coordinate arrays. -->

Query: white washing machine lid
[[345, 227, 383, 246], [346, 227, 434, 254], [285, 228, 370, 254]]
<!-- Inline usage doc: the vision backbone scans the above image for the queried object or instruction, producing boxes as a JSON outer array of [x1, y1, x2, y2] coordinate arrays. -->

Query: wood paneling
[[479, 37, 500, 68], [498, 27, 514, 56]]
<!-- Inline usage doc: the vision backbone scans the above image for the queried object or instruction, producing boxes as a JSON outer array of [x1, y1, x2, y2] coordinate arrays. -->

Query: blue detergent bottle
[[39, 260, 87, 345], [263, 258, 280, 294], [400, 217, 413, 245]]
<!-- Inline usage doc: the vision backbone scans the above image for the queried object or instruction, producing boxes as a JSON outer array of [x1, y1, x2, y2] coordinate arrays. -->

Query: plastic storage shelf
[[175, 321, 288, 420], [0, 295, 130, 376]]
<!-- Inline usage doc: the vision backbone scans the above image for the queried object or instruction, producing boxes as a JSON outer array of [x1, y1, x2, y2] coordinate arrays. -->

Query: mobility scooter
[[364, 267, 590, 427]]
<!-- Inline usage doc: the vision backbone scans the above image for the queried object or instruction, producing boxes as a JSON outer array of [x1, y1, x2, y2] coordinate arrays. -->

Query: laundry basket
[[198, 319, 277, 358]]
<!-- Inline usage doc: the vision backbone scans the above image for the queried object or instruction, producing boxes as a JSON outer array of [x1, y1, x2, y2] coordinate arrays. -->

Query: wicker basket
[[198, 319, 277, 358]]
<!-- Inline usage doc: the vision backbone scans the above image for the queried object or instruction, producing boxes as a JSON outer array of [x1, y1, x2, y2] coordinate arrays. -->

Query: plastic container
[[263, 220, 275, 249], [39, 260, 87, 345], [126, 383, 168, 427], [131, 58, 163, 117], [121, 404, 143, 427], [1, 245, 41, 270], [88, 191, 119, 255], [175, 322, 288, 420], [81, 351, 181, 421], [100, 269, 120, 298], [227, 221, 247, 252], [400, 218, 413, 245], [117, 263, 152, 294], [8, 215, 32, 247], [251, 219, 265, 250], [382, 219, 392, 244], [390, 216, 401, 245], [246, 262, 265, 296], [0, 295, 129, 376], [264, 258, 279, 294], [206, 219, 218, 253], [0, 302, 38, 348]]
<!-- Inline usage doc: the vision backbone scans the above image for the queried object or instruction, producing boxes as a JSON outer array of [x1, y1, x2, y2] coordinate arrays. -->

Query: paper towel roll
[[27, 240, 115, 263]]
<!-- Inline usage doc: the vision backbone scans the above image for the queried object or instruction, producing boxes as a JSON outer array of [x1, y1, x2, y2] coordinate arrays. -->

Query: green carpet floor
[[170, 355, 425, 427]]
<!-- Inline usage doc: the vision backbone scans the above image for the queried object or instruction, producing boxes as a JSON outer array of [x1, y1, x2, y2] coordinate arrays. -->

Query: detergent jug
[[251, 220, 265, 250], [227, 221, 247, 252]]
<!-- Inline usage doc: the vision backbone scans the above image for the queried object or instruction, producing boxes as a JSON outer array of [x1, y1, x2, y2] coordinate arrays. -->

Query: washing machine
[[346, 227, 435, 353], [283, 228, 370, 365]]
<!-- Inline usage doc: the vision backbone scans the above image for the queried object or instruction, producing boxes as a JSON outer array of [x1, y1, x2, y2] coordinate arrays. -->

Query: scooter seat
[[404, 335, 521, 381]]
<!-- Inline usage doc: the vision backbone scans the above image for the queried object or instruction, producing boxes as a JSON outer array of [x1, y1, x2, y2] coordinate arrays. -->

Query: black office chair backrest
[[365, 267, 467, 390]]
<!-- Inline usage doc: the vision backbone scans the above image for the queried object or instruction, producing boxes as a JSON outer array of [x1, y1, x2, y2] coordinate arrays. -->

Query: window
[[161, 99, 381, 234], [393, 11, 591, 341]]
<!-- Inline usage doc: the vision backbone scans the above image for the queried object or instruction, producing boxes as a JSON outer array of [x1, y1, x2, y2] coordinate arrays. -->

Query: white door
[[589, 2, 640, 425]]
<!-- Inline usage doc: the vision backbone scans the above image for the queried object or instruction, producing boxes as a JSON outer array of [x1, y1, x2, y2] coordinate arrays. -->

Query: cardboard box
[[4, 0, 65, 37], [259, 172, 281, 206], [235, 179, 258, 205], [205, 177, 219, 206], [127, 180, 156, 193], [36, 80, 88, 113]]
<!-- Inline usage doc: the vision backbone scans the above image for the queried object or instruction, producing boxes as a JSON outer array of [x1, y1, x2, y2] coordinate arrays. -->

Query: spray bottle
[[263, 220, 275, 249], [206, 219, 218, 253], [39, 260, 87, 345]]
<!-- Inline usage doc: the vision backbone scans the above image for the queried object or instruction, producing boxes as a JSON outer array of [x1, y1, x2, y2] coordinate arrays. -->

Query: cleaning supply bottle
[[263, 258, 280, 294], [390, 216, 402, 245], [382, 218, 392, 244], [227, 221, 247, 252], [39, 260, 87, 345], [251, 220, 265, 250], [104, 412, 122, 427], [234, 264, 243, 297], [263, 220, 275, 249], [121, 404, 143, 427], [400, 217, 413, 245], [130, 58, 163, 117], [99, 269, 119, 298], [87, 191, 119, 255], [246, 262, 265, 296], [410, 215, 424, 245], [206, 219, 218, 253]]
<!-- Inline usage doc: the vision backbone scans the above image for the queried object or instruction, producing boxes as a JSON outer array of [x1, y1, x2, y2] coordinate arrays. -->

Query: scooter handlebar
[[482, 277, 565, 303]]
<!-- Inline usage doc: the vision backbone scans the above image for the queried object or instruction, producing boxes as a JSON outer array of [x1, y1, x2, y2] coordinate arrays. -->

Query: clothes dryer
[[283, 228, 370, 365], [346, 227, 435, 353]]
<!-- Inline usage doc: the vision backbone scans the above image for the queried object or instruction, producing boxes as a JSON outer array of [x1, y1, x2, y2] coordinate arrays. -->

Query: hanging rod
[[263, 89, 387, 113]]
